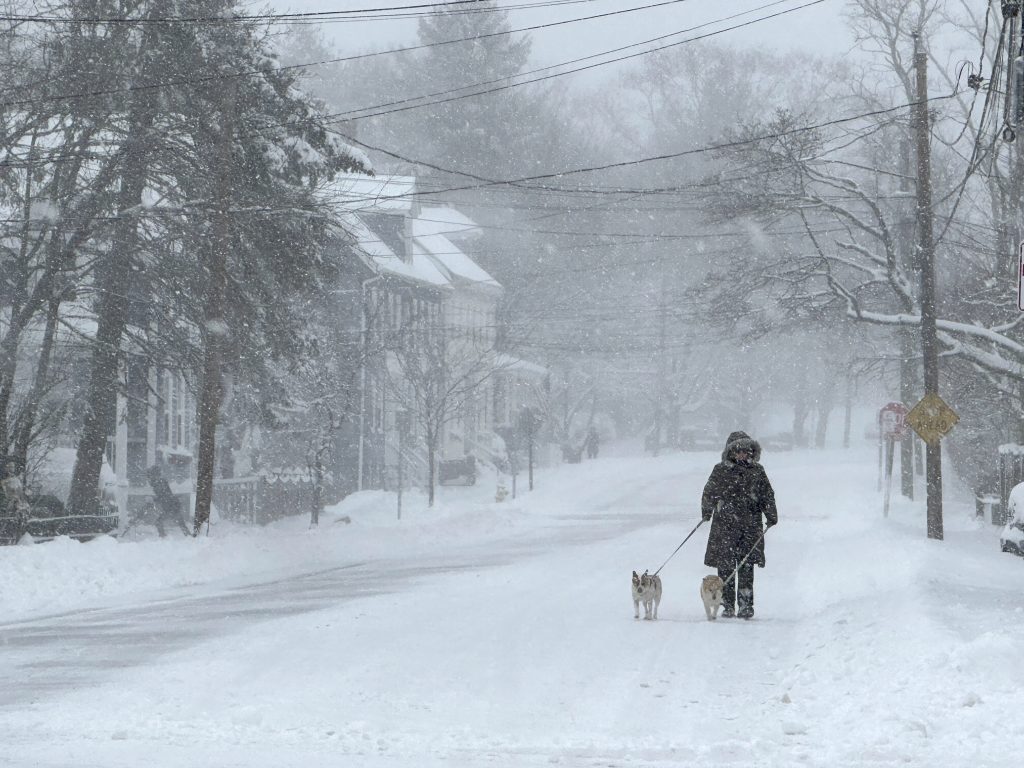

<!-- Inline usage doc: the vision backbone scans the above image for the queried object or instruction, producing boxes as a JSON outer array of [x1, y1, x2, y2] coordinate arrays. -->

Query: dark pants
[[717, 562, 754, 613], [155, 507, 191, 537]]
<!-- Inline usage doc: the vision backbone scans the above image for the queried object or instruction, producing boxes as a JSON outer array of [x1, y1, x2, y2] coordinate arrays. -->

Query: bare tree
[[387, 317, 504, 507]]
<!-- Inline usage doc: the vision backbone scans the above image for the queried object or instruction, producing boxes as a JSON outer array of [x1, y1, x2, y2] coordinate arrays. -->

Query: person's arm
[[761, 470, 778, 528], [701, 466, 722, 521]]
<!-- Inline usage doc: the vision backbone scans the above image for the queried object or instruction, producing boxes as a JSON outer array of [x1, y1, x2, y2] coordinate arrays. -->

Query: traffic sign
[[905, 393, 959, 444], [878, 401, 909, 439]]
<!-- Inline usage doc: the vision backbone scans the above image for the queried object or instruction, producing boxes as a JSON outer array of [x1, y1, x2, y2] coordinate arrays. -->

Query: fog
[[3, 2, 1024, 764], [0, 0, 1019, 525]]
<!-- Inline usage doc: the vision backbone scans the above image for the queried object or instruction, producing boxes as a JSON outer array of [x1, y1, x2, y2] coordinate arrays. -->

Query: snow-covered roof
[[327, 175, 497, 294], [324, 173, 416, 214], [415, 207, 481, 238], [411, 231, 501, 292], [341, 213, 450, 288]]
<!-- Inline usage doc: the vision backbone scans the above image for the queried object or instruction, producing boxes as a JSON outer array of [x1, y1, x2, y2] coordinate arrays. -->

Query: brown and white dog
[[700, 574, 725, 621], [632, 570, 662, 620]]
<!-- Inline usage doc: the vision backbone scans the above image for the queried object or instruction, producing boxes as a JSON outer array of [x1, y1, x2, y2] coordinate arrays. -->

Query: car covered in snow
[[1000, 482, 1024, 556]]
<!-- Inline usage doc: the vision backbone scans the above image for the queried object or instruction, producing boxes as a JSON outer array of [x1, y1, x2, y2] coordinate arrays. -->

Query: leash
[[722, 527, 769, 588], [653, 518, 705, 576]]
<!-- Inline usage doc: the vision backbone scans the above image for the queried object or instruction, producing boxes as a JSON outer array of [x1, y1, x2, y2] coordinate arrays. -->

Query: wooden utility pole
[[897, 137, 916, 500], [912, 35, 943, 540], [654, 280, 667, 456], [193, 79, 235, 536]]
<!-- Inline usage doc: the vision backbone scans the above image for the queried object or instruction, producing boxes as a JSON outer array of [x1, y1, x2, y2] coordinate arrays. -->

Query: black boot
[[737, 587, 754, 619], [717, 566, 736, 618]]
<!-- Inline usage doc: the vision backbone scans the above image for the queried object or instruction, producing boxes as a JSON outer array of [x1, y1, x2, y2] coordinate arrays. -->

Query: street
[[2, 444, 1023, 768]]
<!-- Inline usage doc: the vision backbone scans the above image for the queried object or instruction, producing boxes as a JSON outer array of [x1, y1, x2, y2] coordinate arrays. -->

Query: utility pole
[[912, 35, 943, 541], [654, 281, 667, 456], [193, 78, 236, 536], [897, 137, 916, 500]]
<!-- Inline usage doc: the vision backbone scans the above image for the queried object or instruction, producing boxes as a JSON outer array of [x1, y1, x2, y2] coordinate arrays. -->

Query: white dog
[[632, 570, 662, 620], [700, 574, 725, 621]]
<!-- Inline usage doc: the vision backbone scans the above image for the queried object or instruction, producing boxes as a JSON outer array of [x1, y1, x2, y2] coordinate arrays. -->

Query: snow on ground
[[2, 441, 1024, 768]]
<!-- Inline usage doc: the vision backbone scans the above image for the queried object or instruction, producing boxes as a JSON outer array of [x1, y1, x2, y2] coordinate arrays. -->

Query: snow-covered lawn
[[2, 443, 1022, 767]]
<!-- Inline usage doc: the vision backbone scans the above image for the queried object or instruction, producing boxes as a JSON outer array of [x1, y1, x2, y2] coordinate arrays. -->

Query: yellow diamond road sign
[[905, 393, 959, 444]]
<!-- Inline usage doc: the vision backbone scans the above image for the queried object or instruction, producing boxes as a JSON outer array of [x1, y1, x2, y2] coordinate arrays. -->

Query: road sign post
[[878, 403, 909, 518], [396, 410, 411, 521]]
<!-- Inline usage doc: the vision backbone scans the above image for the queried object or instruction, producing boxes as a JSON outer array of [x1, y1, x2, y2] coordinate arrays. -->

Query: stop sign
[[878, 402, 909, 439]]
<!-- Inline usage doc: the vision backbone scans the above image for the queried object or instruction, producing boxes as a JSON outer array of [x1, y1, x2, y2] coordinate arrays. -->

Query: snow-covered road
[[2, 444, 1023, 767]]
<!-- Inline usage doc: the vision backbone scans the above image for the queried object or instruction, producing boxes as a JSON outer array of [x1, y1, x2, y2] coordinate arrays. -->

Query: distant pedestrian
[[701, 431, 777, 619], [146, 465, 191, 537], [584, 427, 600, 459]]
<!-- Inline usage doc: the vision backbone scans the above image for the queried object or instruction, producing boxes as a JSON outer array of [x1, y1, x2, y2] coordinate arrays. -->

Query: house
[[11, 297, 196, 523], [327, 172, 505, 493], [82, 171, 515, 523]]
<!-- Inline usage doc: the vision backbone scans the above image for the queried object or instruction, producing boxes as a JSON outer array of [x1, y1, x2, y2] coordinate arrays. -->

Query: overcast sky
[[271, 0, 855, 84]]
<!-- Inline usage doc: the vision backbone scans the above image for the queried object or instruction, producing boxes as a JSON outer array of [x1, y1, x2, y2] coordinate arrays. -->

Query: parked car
[[1000, 482, 1024, 556], [761, 432, 794, 452], [676, 427, 719, 451]]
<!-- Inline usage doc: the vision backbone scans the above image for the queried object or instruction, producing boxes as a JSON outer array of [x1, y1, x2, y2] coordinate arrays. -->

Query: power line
[[317, 93, 958, 204], [1, 0, 696, 107], [0, 93, 957, 239], [0, 1, 832, 181], [0, 0, 596, 25], [329, 125, 934, 207], [328, 0, 826, 123]]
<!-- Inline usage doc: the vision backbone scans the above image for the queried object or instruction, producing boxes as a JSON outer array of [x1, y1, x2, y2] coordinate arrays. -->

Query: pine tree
[[62, 0, 369, 520], [400, 0, 534, 177]]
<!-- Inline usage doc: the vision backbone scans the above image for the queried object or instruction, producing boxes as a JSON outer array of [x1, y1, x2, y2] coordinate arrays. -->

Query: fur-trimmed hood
[[722, 431, 762, 463]]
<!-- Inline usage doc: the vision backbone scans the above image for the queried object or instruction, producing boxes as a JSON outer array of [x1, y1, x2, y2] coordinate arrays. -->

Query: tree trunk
[[427, 438, 436, 507], [193, 80, 236, 536], [0, 148, 36, 468], [0, 342, 18, 466], [11, 293, 61, 477], [842, 377, 853, 449], [66, 130, 152, 517], [310, 434, 328, 528], [792, 398, 809, 448], [814, 400, 830, 449], [67, 17, 159, 518]]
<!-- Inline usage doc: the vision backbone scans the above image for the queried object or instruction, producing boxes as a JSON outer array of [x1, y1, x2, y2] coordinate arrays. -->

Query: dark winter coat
[[147, 470, 181, 517], [701, 431, 778, 568]]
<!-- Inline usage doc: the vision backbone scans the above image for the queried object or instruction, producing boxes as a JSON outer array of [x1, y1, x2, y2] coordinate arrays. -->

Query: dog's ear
[[632, 570, 638, 578]]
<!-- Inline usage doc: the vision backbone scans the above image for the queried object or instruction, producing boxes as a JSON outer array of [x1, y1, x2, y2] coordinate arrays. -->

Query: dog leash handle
[[653, 518, 705, 576]]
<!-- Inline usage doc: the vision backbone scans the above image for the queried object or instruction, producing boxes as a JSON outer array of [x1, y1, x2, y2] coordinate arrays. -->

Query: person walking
[[701, 431, 777, 619], [584, 427, 600, 459], [146, 464, 192, 537]]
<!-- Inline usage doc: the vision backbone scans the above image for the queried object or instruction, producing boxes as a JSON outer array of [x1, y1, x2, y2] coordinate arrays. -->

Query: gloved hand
[[702, 512, 712, 522]]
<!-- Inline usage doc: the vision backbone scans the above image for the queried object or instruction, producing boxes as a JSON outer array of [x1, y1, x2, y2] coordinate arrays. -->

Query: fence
[[212, 476, 260, 525], [0, 508, 118, 545], [212, 474, 317, 524]]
